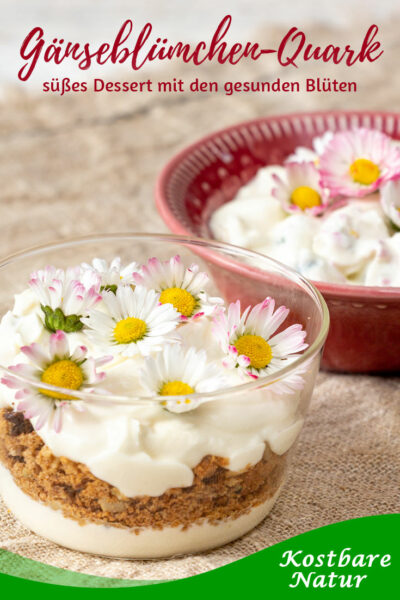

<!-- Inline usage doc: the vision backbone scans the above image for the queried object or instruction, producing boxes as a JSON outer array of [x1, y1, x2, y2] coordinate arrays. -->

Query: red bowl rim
[[155, 109, 400, 301]]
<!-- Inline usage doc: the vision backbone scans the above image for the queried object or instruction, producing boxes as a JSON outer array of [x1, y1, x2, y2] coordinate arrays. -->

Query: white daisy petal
[[20, 342, 49, 368], [9, 364, 38, 379], [49, 330, 70, 359]]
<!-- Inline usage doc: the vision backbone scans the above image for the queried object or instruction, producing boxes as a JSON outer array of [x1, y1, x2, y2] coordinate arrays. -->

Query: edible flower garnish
[[140, 345, 227, 413], [320, 128, 400, 197], [213, 297, 308, 379], [2, 330, 111, 432], [132, 255, 223, 321]]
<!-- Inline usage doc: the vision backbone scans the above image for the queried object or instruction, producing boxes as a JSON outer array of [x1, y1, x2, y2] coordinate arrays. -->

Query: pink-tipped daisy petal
[[49, 330, 70, 359]]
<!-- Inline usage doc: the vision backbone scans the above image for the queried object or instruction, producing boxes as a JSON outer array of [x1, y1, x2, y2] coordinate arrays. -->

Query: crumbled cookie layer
[[0, 408, 286, 530]]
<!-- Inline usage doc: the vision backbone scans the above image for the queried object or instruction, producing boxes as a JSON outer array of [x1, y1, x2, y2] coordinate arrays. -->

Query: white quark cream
[[210, 167, 400, 286], [0, 288, 305, 498], [313, 202, 388, 276], [362, 233, 400, 286], [210, 167, 287, 248]]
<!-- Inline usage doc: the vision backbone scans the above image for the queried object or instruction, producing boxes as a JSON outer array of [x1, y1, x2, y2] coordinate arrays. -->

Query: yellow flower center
[[290, 186, 321, 210], [40, 360, 83, 400], [159, 287, 196, 317], [113, 317, 147, 344], [235, 334, 273, 370], [159, 381, 195, 396], [349, 158, 380, 185]]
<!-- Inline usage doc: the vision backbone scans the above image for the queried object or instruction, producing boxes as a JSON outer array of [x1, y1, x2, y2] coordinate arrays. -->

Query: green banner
[[0, 514, 397, 598]]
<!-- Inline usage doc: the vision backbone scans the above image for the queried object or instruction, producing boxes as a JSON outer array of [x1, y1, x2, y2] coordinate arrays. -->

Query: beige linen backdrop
[[0, 20, 399, 580]]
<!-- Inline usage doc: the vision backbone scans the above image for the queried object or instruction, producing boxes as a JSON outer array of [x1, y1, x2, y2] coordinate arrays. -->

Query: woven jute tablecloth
[[0, 20, 399, 581]]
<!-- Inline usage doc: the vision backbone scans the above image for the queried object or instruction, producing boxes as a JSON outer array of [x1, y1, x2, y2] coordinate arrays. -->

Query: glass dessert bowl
[[0, 234, 328, 558]]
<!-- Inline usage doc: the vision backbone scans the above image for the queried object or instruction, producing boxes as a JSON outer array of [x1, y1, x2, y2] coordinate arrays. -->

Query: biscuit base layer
[[0, 409, 286, 531], [0, 462, 282, 558]]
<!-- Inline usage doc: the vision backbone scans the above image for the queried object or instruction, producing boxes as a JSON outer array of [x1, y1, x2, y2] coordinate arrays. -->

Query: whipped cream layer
[[210, 166, 400, 286], [0, 289, 306, 498]]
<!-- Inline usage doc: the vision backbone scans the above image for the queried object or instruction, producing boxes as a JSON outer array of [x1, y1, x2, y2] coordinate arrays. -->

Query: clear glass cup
[[0, 234, 329, 558]]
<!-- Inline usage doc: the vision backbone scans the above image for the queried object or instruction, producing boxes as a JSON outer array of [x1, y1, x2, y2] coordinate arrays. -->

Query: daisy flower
[[81, 257, 138, 293], [380, 177, 400, 229], [213, 297, 308, 380], [272, 162, 331, 216], [132, 255, 224, 321], [82, 284, 180, 357], [140, 345, 227, 413], [320, 128, 400, 197], [1, 330, 111, 432], [29, 265, 102, 333]]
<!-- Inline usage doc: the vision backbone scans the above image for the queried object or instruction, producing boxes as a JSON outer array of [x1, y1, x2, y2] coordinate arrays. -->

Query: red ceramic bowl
[[155, 111, 400, 373]]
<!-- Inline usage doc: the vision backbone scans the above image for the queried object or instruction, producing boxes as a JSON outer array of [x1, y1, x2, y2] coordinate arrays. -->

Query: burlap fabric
[[0, 20, 399, 580]]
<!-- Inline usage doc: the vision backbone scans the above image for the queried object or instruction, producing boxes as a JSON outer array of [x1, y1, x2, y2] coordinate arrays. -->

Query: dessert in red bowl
[[155, 111, 400, 373]]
